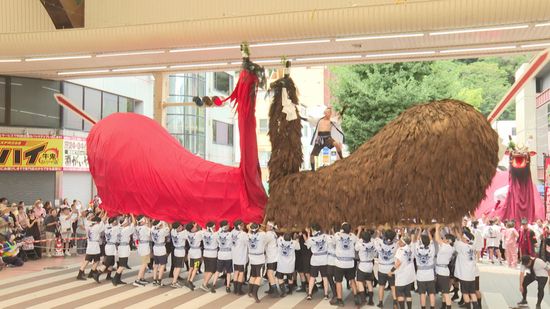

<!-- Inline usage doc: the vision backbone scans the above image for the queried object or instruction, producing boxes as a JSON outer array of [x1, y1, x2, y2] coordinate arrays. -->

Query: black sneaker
[[226, 287, 231, 293], [517, 299, 528, 305]]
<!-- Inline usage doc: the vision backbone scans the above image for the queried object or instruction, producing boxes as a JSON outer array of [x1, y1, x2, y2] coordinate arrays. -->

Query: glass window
[[102, 92, 118, 118], [166, 115, 183, 134], [259, 119, 268, 133], [213, 120, 234, 146], [118, 96, 128, 113], [84, 88, 101, 131], [128, 99, 136, 113], [214, 72, 233, 94], [0, 77, 5, 124], [62, 83, 84, 130], [10, 77, 60, 128]]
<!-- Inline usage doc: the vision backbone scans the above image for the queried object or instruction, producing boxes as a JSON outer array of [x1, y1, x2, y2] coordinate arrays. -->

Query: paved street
[[1, 256, 550, 308]]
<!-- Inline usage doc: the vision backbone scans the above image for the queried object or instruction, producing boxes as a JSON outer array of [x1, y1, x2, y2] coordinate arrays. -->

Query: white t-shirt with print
[[135, 225, 151, 257], [117, 224, 135, 258], [333, 232, 357, 269], [151, 226, 169, 256], [375, 238, 398, 274], [395, 244, 415, 287], [171, 229, 187, 258], [248, 232, 267, 265], [305, 233, 329, 266], [435, 242, 454, 276], [85, 222, 105, 255], [217, 230, 232, 261], [277, 237, 300, 274], [231, 229, 248, 265], [104, 224, 120, 256], [202, 230, 218, 258], [412, 242, 435, 282], [265, 230, 278, 264], [185, 230, 204, 259], [355, 239, 377, 273], [454, 241, 476, 281]]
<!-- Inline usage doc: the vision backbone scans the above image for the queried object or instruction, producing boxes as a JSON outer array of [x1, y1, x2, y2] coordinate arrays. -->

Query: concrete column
[[153, 72, 169, 128], [515, 63, 538, 181]]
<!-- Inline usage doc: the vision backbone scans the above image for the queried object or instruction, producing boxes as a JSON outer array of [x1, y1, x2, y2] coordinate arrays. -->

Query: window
[[259, 119, 268, 133], [214, 72, 233, 94], [0, 77, 5, 124], [84, 88, 101, 131], [213, 120, 234, 146], [118, 96, 128, 113], [63, 83, 84, 130], [10, 77, 61, 128], [259, 151, 271, 167], [102, 92, 118, 118]]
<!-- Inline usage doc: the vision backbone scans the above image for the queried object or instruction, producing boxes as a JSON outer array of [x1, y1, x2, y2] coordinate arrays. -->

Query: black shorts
[[310, 265, 328, 278], [204, 257, 217, 273], [103, 255, 115, 267], [460, 280, 476, 294], [396, 284, 412, 298], [356, 270, 374, 282], [276, 272, 293, 280], [378, 272, 395, 286], [85, 254, 101, 262], [334, 267, 355, 282], [311, 133, 336, 156], [475, 276, 480, 291], [487, 246, 499, 249], [327, 265, 336, 276], [217, 259, 233, 273], [100, 244, 105, 257], [154, 254, 167, 265], [233, 264, 245, 272], [190, 258, 202, 269], [436, 275, 450, 293], [266, 262, 277, 271], [250, 264, 263, 277], [118, 257, 129, 268], [173, 256, 185, 268], [417, 280, 436, 294]]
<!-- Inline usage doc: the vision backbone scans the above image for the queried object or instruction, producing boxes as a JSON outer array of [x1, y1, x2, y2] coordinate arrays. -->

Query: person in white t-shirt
[[113, 214, 135, 286], [434, 224, 455, 309], [330, 222, 358, 307], [183, 222, 204, 290], [471, 221, 484, 262], [59, 206, 77, 256], [355, 227, 377, 306], [169, 222, 186, 289], [200, 221, 219, 292], [211, 220, 233, 293], [276, 232, 300, 297], [374, 228, 398, 308], [518, 255, 550, 309], [412, 229, 436, 309], [390, 234, 415, 309], [304, 223, 330, 300], [231, 219, 248, 296], [247, 222, 268, 303], [133, 216, 152, 286], [151, 220, 170, 286], [92, 217, 120, 283], [484, 219, 502, 264], [453, 226, 479, 309], [264, 221, 279, 297], [76, 213, 107, 280]]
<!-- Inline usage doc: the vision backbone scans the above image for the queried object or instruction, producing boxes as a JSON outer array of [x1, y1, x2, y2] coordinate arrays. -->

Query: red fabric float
[[87, 69, 267, 225]]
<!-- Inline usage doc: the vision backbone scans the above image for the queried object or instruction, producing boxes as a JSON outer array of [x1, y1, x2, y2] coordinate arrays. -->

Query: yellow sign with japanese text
[[0, 135, 63, 171]]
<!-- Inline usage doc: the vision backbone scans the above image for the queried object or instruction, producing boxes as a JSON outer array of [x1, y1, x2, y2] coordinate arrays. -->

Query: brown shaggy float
[[265, 99, 499, 228]]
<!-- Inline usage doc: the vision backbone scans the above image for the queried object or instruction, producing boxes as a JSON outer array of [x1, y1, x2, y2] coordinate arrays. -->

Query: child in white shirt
[[276, 232, 300, 297]]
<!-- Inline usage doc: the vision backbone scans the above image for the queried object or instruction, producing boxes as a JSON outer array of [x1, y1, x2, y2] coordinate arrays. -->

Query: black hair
[[341, 222, 351, 234], [92, 216, 101, 223], [361, 230, 371, 242], [234, 219, 243, 229], [206, 221, 215, 228], [136, 215, 145, 222], [472, 220, 479, 229], [250, 223, 260, 231], [108, 217, 117, 224], [151, 220, 160, 226], [185, 222, 195, 232], [444, 234, 456, 246], [421, 234, 430, 247], [172, 222, 181, 229], [283, 232, 292, 242], [220, 220, 228, 228], [521, 255, 532, 266], [384, 229, 397, 241], [310, 223, 321, 232]]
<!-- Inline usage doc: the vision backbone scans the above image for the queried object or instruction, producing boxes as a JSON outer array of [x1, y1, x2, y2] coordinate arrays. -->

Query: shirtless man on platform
[[309, 107, 344, 171]]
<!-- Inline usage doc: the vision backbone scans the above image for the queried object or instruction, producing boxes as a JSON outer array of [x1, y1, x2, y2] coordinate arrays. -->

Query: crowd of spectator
[[0, 196, 102, 270]]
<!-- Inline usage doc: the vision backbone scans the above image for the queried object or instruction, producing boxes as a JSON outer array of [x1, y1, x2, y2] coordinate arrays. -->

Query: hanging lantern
[[212, 96, 223, 106], [203, 96, 213, 107], [192, 96, 203, 107]]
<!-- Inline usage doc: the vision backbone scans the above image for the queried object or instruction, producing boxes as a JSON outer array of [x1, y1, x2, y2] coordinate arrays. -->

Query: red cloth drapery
[[87, 69, 267, 225]]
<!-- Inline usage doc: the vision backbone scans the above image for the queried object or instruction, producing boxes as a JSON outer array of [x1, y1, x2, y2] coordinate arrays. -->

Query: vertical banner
[[545, 156, 550, 217], [0, 134, 63, 171], [63, 137, 89, 171]]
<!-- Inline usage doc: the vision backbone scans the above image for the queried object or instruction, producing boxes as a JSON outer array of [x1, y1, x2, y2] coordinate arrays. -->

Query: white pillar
[[515, 63, 538, 181]]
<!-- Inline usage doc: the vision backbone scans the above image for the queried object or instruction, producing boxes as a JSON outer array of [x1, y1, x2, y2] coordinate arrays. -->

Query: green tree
[[330, 55, 529, 152]]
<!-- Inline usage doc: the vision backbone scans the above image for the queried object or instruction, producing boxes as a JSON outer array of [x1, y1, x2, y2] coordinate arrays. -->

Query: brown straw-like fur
[[267, 76, 303, 187], [265, 99, 499, 228]]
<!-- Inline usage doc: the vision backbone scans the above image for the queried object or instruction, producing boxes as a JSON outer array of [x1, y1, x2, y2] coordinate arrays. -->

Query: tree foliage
[[330, 55, 529, 152]]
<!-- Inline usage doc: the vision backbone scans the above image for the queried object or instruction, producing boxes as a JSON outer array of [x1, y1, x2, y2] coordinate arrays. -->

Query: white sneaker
[[65, 252, 71, 256]]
